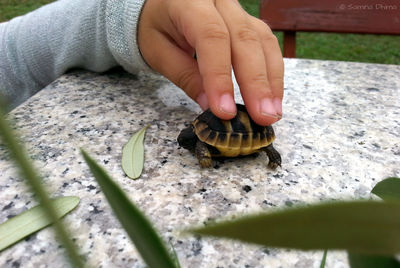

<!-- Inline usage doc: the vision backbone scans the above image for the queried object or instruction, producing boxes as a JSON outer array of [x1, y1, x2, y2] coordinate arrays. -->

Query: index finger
[[169, 0, 236, 119]]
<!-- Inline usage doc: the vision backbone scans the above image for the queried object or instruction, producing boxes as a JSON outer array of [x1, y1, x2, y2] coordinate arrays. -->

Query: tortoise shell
[[192, 104, 275, 157]]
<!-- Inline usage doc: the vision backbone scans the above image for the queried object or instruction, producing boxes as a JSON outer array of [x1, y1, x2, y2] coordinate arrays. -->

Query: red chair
[[259, 0, 400, 58]]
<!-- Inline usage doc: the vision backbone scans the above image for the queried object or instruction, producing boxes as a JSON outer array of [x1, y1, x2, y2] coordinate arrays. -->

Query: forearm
[[0, 0, 149, 111]]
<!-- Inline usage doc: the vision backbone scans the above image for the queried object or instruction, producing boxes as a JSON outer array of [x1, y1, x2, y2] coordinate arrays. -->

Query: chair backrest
[[259, 0, 400, 57]]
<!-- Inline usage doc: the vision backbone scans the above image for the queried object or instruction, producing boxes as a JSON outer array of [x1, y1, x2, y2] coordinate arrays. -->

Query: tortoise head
[[177, 125, 198, 151]]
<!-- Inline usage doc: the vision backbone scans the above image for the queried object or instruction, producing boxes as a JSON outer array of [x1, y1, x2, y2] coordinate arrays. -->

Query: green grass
[[294, 32, 400, 64], [1, 0, 399, 65], [0, 0, 54, 22], [238, 0, 400, 65], [239, 0, 260, 17]]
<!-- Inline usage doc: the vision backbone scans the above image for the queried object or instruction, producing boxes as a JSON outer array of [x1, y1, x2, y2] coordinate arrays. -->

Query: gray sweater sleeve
[[0, 0, 151, 111]]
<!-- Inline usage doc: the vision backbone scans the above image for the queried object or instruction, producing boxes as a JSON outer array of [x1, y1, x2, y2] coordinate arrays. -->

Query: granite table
[[0, 58, 399, 268]]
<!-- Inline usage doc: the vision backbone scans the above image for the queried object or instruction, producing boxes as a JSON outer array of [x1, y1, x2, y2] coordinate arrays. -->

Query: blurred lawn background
[[1, 0, 399, 65]]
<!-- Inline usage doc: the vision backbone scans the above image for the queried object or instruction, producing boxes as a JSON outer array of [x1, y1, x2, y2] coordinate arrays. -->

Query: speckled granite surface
[[0, 59, 399, 268]]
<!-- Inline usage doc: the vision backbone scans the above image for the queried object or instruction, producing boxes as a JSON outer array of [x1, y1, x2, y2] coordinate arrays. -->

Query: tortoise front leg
[[195, 140, 213, 168], [264, 144, 281, 169]]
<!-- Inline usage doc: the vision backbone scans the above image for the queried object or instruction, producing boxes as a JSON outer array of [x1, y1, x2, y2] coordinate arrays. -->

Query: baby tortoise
[[177, 104, 281, 169]]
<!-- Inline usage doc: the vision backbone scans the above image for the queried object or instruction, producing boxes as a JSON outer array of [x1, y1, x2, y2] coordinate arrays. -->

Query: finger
[[169, 0, 236, 119], [215, 0, 279, 126], [251, 17, 284, 116], [138, 28, 208, 110]]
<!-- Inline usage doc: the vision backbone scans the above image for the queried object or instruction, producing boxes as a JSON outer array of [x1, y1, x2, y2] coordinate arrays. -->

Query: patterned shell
[[193, 104, 275, 157]]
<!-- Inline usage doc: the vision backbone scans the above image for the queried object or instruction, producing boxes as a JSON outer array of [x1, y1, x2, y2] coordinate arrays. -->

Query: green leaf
[[320, 250, 328, 268], [347, 177, 400, 267], [0, 196, 80, 252], [348, 253, 400, 268], [170, 242, 181, 268], [0, 101, 84, 267], [121, 125, 149, 179], [82, 149, 178, 268], [187, 201, 400, 255], [372, 177, 400, 201]]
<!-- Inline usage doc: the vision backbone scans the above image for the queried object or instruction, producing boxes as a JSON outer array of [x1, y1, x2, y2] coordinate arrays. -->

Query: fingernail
[[273, 97, 282, 116], [260, 98, 281, 119], [219, 93, 236, 115], [196, 92, 209, 110]]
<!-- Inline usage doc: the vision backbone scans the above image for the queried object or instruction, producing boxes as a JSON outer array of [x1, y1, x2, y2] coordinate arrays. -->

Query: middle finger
[[216, 0, 280, 125]]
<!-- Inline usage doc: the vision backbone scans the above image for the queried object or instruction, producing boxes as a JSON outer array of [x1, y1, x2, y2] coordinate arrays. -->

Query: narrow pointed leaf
[[320, 250, 328, 268], [348, 253, 400, 268], [170, 242, 181, 268], [121, 125, 149, 179], [371, 177, 400, 201], [0, 103, 84, 267], [0, 196, 80, 252], [188, 201, 400, 255], [347, 177, 400, 267], [82, 149, 178, 268]]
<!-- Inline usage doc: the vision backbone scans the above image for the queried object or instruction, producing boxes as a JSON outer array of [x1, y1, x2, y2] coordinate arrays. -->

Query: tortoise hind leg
[[195, 140, 213, 168], [264, 144, 281, 169]]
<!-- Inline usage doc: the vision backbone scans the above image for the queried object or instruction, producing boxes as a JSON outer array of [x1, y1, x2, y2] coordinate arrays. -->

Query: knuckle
[[201, 22, 229, 41], [250, 72, 269, 86], [252, 18, 278, 43], [253, 17, 273, 33], [262, 32, 278, 44], [236, 26, 259, 43], [270, 76, 284, 88], [176, 68, 197, 93], [203, 69, 232, 82]]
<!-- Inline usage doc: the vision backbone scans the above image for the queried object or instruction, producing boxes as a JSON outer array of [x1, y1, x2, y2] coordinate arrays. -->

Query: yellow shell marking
[[193, 113, 275, 157]]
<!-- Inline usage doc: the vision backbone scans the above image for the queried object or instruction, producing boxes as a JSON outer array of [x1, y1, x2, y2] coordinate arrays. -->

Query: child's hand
[[138, 0, 283, 126]]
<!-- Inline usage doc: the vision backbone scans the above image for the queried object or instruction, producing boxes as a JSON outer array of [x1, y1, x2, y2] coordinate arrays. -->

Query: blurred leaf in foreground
[[348, 253, 400, 268], [0, 100, 84, 267], [82, 149, 178, 268], [121, 125, 149, 179], [371, 177, 400, 201], [188, 201, 400, 255], [320, 249, 327, 268], [0, 196, 80, 252], [346, 177, 400, 268]]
